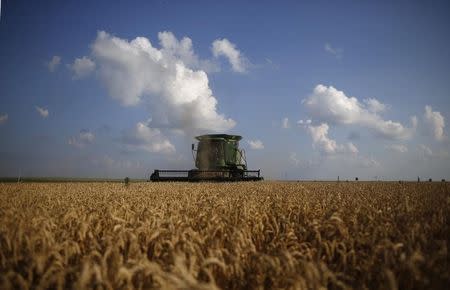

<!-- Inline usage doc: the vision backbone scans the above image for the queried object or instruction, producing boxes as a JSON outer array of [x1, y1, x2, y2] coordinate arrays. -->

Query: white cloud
[[47, 56, 61, 72], [122, 121, 175, 154], [423, 105, 445, 141], [324, 43, 343, 59], [306, 123, 358, 155], [282, 117, 290, 129], [303, 85, 415, 140], [79, 130, 95, 143], [298, 119, 312, 125], [158, 31, 219, 73], [68, 130, 95, 148], [419, 144, 449, 159], [91, 31, 235, 134], [212, 38, 248, 73], [69, 56, 96, 79], [385, 144, 408, 153], [247, 139, 264, 150], [347, 142, 359, 154], [411, 115, 418, 129], [0, 113, 8, 125], [289, 152, 300, 167], [35, 106, 49, 118], [358, 156, 380, 168], [419, 144, 433, 157], [364, 98, 387, 113]]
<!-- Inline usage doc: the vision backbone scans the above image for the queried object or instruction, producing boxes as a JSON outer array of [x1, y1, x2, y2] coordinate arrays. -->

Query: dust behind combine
[[0, 181, 449, 289]]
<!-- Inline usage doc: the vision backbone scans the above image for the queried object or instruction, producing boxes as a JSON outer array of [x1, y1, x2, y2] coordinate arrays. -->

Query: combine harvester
[[150, 134, 263, 182]]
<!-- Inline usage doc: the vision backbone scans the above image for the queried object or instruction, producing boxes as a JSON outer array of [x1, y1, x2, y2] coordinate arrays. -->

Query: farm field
[[0, 181, 449, 290]]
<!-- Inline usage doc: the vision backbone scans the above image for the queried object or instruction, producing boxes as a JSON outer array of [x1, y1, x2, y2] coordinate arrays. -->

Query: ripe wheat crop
[[0, 181, 449, 289]]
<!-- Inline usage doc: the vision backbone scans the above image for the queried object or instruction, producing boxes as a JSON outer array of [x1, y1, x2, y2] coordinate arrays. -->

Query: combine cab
[[149, 134, 263, 182]]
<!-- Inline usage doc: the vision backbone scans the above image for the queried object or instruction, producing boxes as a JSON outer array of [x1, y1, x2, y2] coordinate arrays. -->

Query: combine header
[[150, 134, 263, 182]]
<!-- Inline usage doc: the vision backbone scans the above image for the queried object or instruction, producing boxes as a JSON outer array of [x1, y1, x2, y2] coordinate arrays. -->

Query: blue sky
[[1, 0, 449, 180]]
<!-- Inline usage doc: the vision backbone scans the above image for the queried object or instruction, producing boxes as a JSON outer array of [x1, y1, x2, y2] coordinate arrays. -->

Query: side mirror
[[191, 144, 195, 151]]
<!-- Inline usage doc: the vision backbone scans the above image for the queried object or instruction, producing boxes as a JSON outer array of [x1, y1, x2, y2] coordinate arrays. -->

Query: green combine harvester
[[150, 134, 263, 182]]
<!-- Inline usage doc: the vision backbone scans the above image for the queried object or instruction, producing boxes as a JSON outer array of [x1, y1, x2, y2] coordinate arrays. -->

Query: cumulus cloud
[[347, 142, 359, 154], [419, 144, 433, 157], [289, 152, 301, 167], [385, 144, 408, 153], [324, 43, 343, 59], [212, 38, 248, 73], [90, 31, 235, 134], [158, 31, 219, 72], [306, 123, 358, 155], [122, 121, 175, 154], [69, 56, 96, 79], [0, 113, 8, 125], [298, 119, 312, 125], [247, 139, 264, 150], [68, 130, 95, 148], [35, 106, 49, 118], [423, 105, 445, 141], [411, 115, 418, 129], [364, 98, 387, 113], [47, 56, 61, 72], [303, 85, 415, 140], [418, 144, 449, 159], [282, 117, 290, 129], [358, 156, 380, 168]]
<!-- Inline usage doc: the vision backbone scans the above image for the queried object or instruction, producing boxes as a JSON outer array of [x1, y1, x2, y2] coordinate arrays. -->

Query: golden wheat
[[0, 181, 448, 289]]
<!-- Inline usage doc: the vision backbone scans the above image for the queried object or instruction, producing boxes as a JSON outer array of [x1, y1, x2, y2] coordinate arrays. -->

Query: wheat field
[[0, 181, 448, 289]]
